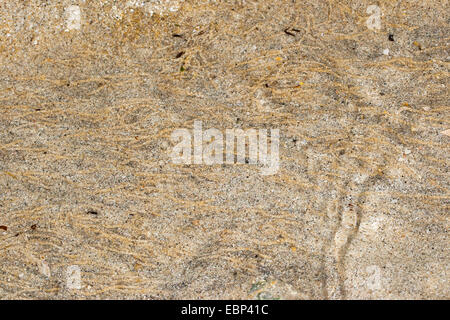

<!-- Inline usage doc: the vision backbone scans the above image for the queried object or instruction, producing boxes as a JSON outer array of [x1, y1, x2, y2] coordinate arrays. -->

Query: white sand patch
[[66, 265, 82, 289], [126, 0, 184, 16], [39, 259, 51, 278], [65, 5, 81, 31]]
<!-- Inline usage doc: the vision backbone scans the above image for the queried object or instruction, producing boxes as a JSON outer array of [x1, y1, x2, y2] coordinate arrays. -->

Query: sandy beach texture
[[0, 0, 448, 299]]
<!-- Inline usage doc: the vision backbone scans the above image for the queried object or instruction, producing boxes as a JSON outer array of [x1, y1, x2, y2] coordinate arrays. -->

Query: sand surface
[[0, 0, 448, 299]]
